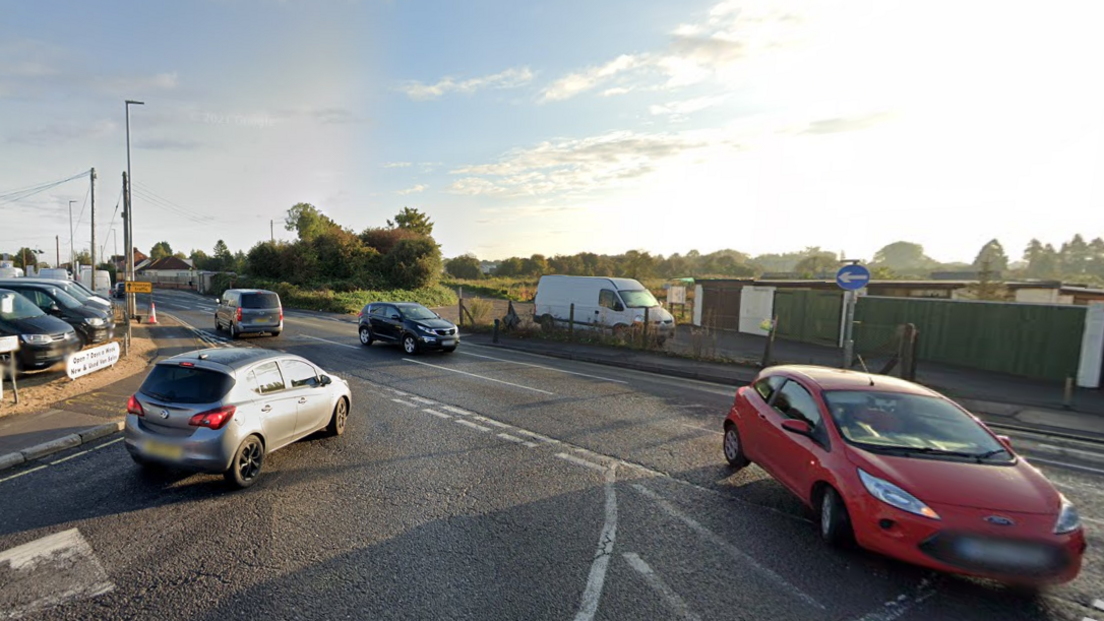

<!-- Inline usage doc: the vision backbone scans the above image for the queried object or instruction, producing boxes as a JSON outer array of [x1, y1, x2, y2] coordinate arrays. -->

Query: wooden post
[[761, 316, 777, 368], [569, 303, 575, 341], [643, 307, 650, 344], [493, 319, 500, 343], [458, 286, 464, 328]]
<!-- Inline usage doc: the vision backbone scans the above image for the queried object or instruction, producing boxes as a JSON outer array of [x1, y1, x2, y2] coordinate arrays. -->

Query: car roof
[[764, 365, 941, 397], [160, 347, 296, 372], [371, 302, 426, 308], [0, 278, 74, 285], [0, 280, 57, 291], [226, 288, 277, 294]]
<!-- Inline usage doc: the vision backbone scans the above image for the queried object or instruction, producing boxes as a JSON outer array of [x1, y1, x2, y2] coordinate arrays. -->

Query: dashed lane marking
[[422, 409, 451, 420], [455, 419, 492, 433], [441, 405, 474, 417], [631, 483, 825, 611], [623, 553, 703, 621], [680, 423, 723, 435], [556, 453, 607, 472], [299, 334, 361, 350], [497, 433, 539, 448], [471, 416, 511, 429], [390, 399, 417, 408], [0, 529, 115, 618], [456, 350, 629, 384], [573, 465, 617, 621], [402, 358, 555, 395], [410, 397, 436, 405]]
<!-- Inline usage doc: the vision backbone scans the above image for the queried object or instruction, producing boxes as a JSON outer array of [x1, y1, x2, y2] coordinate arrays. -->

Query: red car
[[723, 365, 1086, 585]]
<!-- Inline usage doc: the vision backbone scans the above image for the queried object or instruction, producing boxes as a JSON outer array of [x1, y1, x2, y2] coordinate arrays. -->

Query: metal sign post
[[836, 262, 871, 369]]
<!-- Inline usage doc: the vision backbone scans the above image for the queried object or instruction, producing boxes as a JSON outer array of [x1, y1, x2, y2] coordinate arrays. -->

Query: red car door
[[759, 379, 830, 501], [739, 376, 787, 467]]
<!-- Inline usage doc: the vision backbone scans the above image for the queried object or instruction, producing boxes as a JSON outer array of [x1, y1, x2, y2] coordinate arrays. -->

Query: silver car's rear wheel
[[225, 436, 264, 489]]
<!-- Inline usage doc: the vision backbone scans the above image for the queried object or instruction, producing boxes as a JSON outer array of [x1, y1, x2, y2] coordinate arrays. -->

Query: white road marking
[[422, 409, 451, 420], [0, 529, 114, 618], [50, 449, 91, 465], [573, 465, 618, 621], [623, 552, 703, 621], [472, 416, 511, 429], [402, 358, 554, 395], [455, 419, 492, 433], [557, 453, 607, 472], [457, 351, 629, 384], [441, 405, 474, 417], [497, 433, 538, 448], [410, 397, 436, 405], [0, 465, 48, 485], [1030, 458, 1104, 476], [631, 484, 825, 610], [299, 334, 361, 350], [90, 438, 123, 450], [680, 423, 723, 435], [848, 579, 937, 621], [1094, 598, 1104, 611], [513, 429, 560, 444], [1084, 516, 1104, 527], [390, 399, 417, 408]]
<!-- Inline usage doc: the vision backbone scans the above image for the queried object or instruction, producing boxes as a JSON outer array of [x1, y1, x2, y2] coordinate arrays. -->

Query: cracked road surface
[[0, 289, 1100, 620]]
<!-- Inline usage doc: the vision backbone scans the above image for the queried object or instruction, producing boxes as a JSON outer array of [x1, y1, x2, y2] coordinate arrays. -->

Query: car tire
[[326, 398, 349, 437], [214, 316, 222, 332], [224, 435, 264, 489], [229, 323, 238, 340], [402, 333, 420, 355], [722, 422, 750, 470], [359, 326, 374, 347], [819, 487, 854, 547]]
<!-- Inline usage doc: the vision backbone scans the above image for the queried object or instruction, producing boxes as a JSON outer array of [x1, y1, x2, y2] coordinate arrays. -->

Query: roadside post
[[836, 261, 871, 370], [125, 280, 153, 355], [493, 319, 500, 344], [0, 335, 18, 405], [569, 303, 575, 341]]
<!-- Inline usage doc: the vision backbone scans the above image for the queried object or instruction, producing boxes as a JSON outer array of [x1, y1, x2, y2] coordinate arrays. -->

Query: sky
[[2, 0, 1104, 267]]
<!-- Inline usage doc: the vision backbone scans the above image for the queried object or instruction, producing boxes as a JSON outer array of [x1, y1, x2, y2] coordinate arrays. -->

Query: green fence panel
[[854, 297, 1085, 381], [774, 290, 843, 346]]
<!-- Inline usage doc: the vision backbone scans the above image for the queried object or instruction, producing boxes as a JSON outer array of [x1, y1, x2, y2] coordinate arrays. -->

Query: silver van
[[214, 289, 283, 338]]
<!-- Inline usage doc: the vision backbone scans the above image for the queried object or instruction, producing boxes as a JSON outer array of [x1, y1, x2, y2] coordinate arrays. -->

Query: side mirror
[[391, 314, 402, 320], [997, 435, 1013, 450], [781, 419, 813, 437], [614, 303, 625, 312], [320, 375, 332, 386]]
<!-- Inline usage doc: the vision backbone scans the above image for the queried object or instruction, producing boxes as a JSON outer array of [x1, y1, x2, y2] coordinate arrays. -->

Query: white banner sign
[[66, 342, 120, 380], [667, 286, 687, 305], [0, 335, 18, 354]]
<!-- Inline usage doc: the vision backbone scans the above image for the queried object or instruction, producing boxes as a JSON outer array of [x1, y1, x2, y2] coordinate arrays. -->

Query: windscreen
[[0, 291, 46, 320], [60, 283, 92, 302], [241, 293, 280, 309], [400, 305, 438, 320], [140, 365, 235, 404], [823, 390, 1005, 457], [618, 289, 659, 308], [45, 287, 85, 310]]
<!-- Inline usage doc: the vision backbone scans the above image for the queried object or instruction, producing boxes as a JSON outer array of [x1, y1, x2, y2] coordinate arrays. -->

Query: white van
[[38, 268, 70, 280], [533, 275, 675, 341]]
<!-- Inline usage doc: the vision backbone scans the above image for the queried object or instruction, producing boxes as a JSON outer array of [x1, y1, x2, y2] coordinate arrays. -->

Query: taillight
[[127, 394, 145, 416], [279, 309, 283, 322], [236, 307, 242, 322], [188, 405, 236, 430]]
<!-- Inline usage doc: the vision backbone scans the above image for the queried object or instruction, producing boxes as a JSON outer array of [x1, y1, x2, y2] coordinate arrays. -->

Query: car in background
[[357, 302, 458, 354], [0, 288, 81, 370], [0, 277, 113, 313], [112, 282, 126, 299], [533, 275, 675, 343], [124, 348, 351, 488], [722, 365, 1085, 585], [0, 281, 113, 346], [214, 289, 283, 339]]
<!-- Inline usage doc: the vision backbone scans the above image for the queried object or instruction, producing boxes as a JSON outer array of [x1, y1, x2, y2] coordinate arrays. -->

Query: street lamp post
[[124, 99, 144, 320], [68, 200, 76, 271]]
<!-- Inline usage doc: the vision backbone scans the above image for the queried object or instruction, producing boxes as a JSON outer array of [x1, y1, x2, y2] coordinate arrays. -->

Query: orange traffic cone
[[148, 301, 158, 324]]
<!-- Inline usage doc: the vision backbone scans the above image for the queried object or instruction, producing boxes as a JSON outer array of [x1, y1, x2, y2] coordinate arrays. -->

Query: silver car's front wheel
[[225, 436, 264, 489], [327, 398, 348, 436]]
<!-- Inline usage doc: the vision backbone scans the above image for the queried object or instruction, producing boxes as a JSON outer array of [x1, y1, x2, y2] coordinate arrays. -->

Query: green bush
[[246, 279, 457, 315], [383, 237, 443, 289]]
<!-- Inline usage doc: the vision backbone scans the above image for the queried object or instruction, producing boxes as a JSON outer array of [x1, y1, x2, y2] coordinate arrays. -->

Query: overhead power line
[[0, 169, 91, 207]]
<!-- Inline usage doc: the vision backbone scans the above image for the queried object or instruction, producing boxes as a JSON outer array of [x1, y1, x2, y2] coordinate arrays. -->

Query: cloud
[[398, 67, 534, 101], [384, 162, 412, 168], [397, 184, 427, 195], [134, 137, 204, 151], [649, 94, 731, 116], [539, 1, 807, 101], [800, 112, 894, 135], [270, 106, 365, 126], [7, 120, 116, 146], [448, 129, 727, 197]]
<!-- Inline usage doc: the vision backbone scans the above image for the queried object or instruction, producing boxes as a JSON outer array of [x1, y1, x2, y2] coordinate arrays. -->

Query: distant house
[[137, 256, 197, 290], [111, 249, 150, 273]]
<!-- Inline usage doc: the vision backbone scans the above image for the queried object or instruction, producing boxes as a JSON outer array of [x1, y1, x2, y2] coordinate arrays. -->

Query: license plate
[[143, 440, 183, 461], [441, 339, 456, 346], [957, 539, 1049, 567]]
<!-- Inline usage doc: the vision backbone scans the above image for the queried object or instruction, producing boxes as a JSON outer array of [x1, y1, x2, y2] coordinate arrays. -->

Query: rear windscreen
[[241, 293, 280, 309], [140, 365, 235, 404]]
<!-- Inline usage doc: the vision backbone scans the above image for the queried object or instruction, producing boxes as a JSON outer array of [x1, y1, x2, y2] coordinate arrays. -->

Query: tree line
[[446, 235, 1104, 285]]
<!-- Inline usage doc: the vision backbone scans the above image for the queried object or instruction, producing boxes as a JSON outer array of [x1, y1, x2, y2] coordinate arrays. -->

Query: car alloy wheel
[[230, 323, 238, 339], [819, 487, 853, 547], [328, 398, 348, 436], [225, 436, 264, 488], [359, 326, 373, 346], [403, 334, 418, 355], [723, 424, 749, 469]]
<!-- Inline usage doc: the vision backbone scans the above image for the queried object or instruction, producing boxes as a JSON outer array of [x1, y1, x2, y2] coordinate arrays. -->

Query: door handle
[[261, 405, 272, 412], [298, 397, 307, 404], [758, 413, 767, 419]]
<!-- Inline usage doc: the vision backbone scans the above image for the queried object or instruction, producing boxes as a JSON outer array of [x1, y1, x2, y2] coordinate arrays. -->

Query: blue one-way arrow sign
[[836, 264, 871, 291]]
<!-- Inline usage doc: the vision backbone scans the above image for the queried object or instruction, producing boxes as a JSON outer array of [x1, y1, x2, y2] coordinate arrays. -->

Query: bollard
[[569, 304, 575, 341], [493, 319, 500, 344]]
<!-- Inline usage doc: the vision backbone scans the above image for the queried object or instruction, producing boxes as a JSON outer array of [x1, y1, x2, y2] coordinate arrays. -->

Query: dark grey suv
[[357, 302, 458, 354]]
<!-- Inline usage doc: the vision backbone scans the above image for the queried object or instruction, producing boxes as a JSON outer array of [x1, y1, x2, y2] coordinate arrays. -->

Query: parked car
[[125, 348, 351, 488], [0, 281, 113, 346], [357, 302, 458, 354], [0, 288, 81, 370], [0, 277, 113, 313], [214, 289, 283, 338], [533, 275, 675, 342], [722, 365, 1086, 585]]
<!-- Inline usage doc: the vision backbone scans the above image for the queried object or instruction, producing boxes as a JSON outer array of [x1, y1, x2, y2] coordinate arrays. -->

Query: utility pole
[[122, 172, 131, 355], [56, 236, 60, 267], [270, 220, 274, 243], [90, 168, 97, 274], [68, 200, 76, 270], [125, 99, 144, 319]]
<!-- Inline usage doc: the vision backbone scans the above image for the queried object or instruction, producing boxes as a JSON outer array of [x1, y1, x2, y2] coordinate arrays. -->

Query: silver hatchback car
[[124, 348, 351, 488]]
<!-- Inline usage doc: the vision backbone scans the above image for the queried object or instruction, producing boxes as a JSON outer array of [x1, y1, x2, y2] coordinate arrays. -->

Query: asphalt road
[[1, 288, 1101, 621]]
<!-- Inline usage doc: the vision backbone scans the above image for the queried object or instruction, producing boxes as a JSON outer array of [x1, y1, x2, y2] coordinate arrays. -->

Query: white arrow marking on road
[[0, 529, 114, 618], [838, 271, 869, 284]]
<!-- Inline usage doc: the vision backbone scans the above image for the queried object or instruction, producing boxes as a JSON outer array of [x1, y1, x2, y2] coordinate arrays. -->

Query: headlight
[[1054, 496, 1081, 534], [21, 334, 52, 345], [858, 468, 940, 520], [84, 317, 105, 327], [417, 324, 435, 333], [633, 315, 644, 323]]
